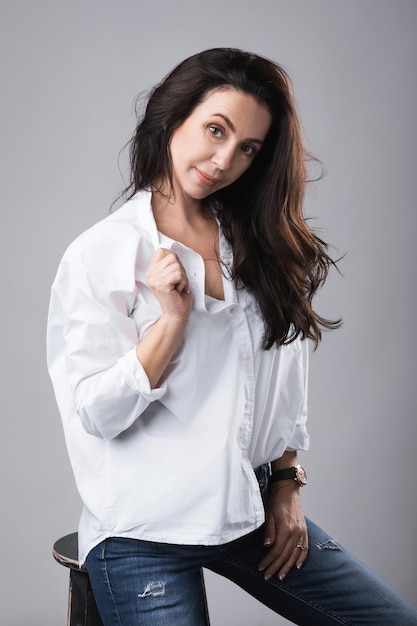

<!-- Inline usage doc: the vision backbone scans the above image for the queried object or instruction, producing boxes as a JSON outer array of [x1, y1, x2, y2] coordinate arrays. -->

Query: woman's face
[[168, 87, 271, 203]]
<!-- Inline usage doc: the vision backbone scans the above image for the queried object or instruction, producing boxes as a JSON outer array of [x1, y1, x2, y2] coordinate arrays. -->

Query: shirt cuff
[[118, 347, 167, 400]]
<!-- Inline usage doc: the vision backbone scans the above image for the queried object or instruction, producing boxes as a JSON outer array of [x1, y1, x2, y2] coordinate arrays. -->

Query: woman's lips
[[195, 168, 220, 187]]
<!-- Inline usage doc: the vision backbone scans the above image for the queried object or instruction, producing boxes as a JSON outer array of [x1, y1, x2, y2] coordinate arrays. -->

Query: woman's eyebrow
[[214, 113, 236, 132], [213, 113, 264, 145]]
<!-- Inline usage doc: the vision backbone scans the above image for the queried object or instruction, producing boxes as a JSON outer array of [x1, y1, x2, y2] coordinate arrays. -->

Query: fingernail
[[258, 566, 265, 572], [278, 573, 286, 581], [296, 563, 303, 570], [264, 574, 272, 581], [263, 538, 271, 546]]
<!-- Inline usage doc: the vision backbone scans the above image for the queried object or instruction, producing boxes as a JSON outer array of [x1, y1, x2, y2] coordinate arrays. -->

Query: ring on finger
[[295, 544, 307, 551]]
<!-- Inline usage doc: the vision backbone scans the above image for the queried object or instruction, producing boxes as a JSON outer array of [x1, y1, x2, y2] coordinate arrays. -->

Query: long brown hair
[[125, 48, 341, 348]]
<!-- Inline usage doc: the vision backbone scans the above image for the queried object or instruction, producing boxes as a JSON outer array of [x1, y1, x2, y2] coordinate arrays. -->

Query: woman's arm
[[47, 237, 192, 440], [258, 450, 308, 580]]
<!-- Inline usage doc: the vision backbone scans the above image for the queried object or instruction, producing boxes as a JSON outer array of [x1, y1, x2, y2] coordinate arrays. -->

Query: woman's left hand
[[258, 482, 308, 581]]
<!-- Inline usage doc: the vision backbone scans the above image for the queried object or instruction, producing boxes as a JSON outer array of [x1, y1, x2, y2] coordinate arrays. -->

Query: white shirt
[[47, 190, 309, 565]]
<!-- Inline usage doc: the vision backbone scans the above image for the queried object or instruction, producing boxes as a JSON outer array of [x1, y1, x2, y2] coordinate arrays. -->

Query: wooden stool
[[53, 532, 103, 626], [53, 532, 211, 625]]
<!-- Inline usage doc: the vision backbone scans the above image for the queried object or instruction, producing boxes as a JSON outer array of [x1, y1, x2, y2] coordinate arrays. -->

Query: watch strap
[[270, 468, 296, 482], [269, 465, 307, 487]]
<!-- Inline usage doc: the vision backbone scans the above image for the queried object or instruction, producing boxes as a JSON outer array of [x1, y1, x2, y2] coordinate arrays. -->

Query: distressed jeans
[[86, 468, 417, 625]]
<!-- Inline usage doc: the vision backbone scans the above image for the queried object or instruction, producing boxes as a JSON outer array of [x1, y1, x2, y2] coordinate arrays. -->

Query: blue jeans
[[86, 469, 417, 625]]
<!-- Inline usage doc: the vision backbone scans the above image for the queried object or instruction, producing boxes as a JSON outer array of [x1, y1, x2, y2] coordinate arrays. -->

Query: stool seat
[[53, 532, 80, 569]]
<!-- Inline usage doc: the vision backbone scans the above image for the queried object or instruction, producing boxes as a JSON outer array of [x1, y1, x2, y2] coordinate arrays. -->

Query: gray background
[[1, 1, 416, 624]]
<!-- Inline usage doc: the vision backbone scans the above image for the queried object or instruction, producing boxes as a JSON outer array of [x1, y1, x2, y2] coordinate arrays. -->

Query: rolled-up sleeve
[[47, 226, 166, 440]]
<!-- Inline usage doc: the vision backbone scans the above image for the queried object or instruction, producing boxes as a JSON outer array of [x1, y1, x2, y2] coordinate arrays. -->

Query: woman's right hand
[[146, 248, 193, 322]]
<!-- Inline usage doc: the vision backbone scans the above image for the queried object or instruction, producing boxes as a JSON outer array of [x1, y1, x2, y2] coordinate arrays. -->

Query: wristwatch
[[269, 464, 308, 487]]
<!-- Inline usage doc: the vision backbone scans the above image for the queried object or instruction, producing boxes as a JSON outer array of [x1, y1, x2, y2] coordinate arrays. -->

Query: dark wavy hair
[[124, 47, 341, 348]]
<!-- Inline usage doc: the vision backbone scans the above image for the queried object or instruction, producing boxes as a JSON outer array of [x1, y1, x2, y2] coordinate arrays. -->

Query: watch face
[[296, 465, 308, 485]]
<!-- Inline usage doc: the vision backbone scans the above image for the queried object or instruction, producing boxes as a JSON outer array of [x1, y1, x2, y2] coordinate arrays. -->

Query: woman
[[47, 48, 417, 625]]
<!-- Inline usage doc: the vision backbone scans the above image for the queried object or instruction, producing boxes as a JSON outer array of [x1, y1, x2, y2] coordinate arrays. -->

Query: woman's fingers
[[146, 248, 192, 318], [261, 533, 308, 581], [147, 249, 189, 292]]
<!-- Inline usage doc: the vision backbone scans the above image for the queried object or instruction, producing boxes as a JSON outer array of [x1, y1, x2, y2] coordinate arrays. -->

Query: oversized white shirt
[[47, 190, 309, 565]]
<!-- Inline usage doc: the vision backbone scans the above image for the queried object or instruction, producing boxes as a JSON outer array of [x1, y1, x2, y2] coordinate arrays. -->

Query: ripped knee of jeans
[[315, 539, 340, 551], [138, 581, 166, 598]]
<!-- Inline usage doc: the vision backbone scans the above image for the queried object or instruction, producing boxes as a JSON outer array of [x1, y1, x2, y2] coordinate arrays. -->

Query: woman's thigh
[[207, 518, 417, 625], [86, 537, 211, 626]]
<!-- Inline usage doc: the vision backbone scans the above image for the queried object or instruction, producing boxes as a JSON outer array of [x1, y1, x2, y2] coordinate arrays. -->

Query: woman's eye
[[241, 144, 256, 156], [208, 125, 223, 138]]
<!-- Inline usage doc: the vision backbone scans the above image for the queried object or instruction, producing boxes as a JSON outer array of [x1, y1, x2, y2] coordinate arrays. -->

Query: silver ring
[[296, 544, 307, 551]]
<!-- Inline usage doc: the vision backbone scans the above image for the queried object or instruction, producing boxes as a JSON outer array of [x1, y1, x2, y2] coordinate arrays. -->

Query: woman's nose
[[212, 145, 234, 171]]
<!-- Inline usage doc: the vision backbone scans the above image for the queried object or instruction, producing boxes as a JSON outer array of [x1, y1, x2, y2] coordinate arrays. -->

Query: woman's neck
[[151, 181, 202, 221]]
